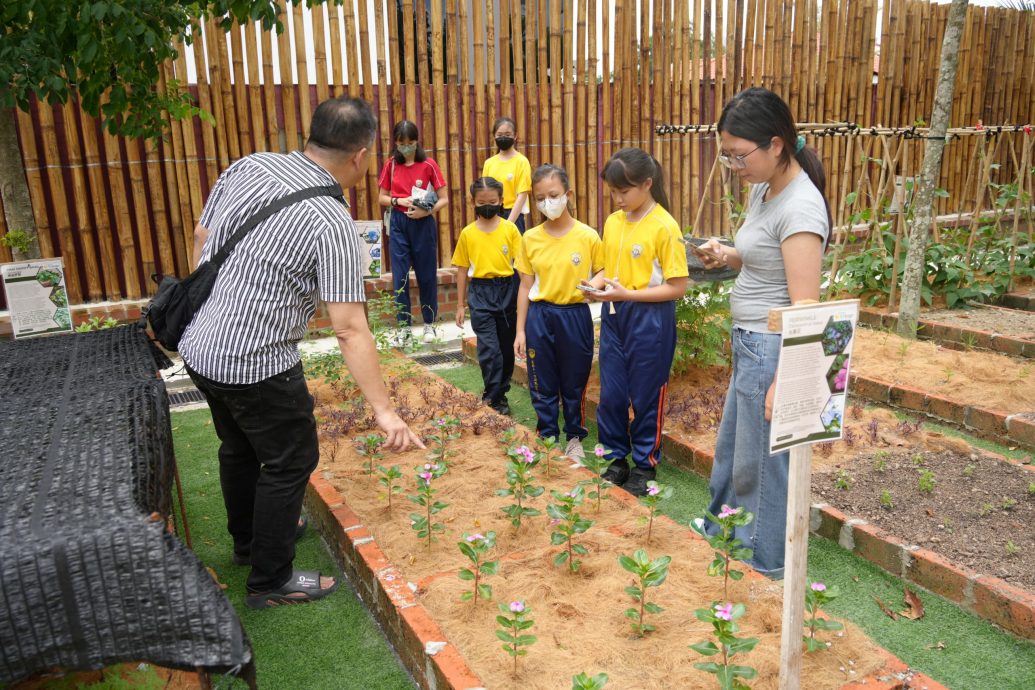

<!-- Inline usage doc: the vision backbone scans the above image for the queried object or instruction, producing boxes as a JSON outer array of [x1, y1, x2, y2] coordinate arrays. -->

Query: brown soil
[[311, 362, 888, 689], [814, 449, 1035, 590], [923, 304, 1035, 341]]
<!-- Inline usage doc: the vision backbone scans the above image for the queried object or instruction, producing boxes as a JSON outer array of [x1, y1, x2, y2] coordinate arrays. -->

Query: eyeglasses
[[718, 144, 764, 169]]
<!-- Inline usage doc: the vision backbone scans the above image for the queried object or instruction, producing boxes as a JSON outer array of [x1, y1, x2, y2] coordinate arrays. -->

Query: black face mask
[[475, 203, 502, 219], [495, 136, 515, 151]]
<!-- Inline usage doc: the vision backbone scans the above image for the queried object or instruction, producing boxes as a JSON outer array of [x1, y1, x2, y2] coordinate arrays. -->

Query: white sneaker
[[565, 437, 585, 464], [422, 324, 437, 343], [691, 517, 707, 536]]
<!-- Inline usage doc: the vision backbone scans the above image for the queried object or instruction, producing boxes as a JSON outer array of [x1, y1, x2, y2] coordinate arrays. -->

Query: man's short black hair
[[307, 96, 377, 155]]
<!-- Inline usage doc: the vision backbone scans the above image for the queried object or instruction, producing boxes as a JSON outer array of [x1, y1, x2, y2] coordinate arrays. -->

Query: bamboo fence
[[3, 0, 1034, 306]]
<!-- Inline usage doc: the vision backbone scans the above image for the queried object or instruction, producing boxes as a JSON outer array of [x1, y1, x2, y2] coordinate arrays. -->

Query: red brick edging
[[858, 307, 1035, 359], [463, 338, 1035, 642]]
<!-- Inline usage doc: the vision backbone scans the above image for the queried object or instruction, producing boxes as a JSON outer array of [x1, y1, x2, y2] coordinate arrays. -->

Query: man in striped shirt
[[181, 97, 423, 609]]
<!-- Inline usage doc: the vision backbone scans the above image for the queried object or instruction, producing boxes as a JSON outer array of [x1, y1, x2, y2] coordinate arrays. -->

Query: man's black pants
[[186, 362, 318, 592]]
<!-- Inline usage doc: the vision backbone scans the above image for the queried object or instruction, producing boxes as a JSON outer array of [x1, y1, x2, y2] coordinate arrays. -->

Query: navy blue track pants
[[525, 301, 593, 442], [596, 300, 677, 469], [389, 209, 438, 326], [469, 276, 518, 403]]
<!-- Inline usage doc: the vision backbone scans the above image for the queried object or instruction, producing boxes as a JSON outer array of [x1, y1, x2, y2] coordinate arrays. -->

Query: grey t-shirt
[[729, 170, 829, 332]]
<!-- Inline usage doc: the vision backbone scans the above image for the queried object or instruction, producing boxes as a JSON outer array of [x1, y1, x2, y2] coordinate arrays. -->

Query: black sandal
[[245, 570, 339, 609], [232, 517, 309, 565]]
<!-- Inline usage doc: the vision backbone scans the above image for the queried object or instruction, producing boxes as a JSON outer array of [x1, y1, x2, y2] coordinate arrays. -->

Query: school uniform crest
[[502, 245, 510, 256], [631, 244, 644, 258], [571, 252, 582, 266]]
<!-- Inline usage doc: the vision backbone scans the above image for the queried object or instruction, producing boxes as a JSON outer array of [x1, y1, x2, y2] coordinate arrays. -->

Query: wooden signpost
[[767, 299, 860, 690]]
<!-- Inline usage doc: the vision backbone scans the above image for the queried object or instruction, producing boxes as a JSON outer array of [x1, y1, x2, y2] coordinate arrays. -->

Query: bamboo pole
[[244, 21, 268, 152], [587, 0, 598, 229], [229, 22, 252, 155], [575, 0, 588, 222]]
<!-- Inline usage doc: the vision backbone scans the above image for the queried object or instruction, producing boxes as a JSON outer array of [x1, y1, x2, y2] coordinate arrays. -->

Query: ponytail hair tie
[[795, 135, 806, 153]]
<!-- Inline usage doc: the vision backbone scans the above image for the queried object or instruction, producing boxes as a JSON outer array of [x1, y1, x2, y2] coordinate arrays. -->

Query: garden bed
[[859, 306, 1035, 359], [465, 339, 1035, 640], [303, 358, 940, 689]]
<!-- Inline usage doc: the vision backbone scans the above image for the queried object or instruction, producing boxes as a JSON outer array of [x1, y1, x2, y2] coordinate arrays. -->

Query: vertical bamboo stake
[[59, 100, 103, 300], [244, 21, 268, 152], [550, 0, 563, 163], [77, 109, 120, 298], [263, 17, 281, 151], [312, 4, 330, 106], [402, 0, 416, 121], [13, 108, 53, 258], [575, 0, 589, 221], [328, 3, 344, 94], [600, 0, 611, 223], [472, 0, 487, 164], [1006, 135, 1031, 293], [485, 0, 497, 132], [35, 103, 83, 303], [229, 22, 252, 156], [563, 0, 577, 185], [205, 17, 236, 165], [587, 0, 599, 229], [386, 0, 402, 124]]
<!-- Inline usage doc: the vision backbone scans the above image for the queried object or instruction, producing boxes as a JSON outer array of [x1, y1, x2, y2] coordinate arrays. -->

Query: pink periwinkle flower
[[550, 518, 561, 526], [714, 603, 734, 621], [811, 582, 827, 592], [646, 485, 660, 496], [466, 533, 484, 543], [568, 490, 579, 499], [594, 445, 606, 458], [717, 505, 740, 519], [419, 472, 433, 481], [509, 601, 525, 613]]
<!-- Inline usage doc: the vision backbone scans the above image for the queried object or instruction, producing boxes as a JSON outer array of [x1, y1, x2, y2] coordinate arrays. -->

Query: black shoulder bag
[[140, 183, 343, 351]]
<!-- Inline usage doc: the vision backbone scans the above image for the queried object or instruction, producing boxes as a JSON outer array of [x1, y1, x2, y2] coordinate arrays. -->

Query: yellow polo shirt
[[451, 219, 521, 278], [601, 204, 688, 290], [515, 222, 604, 304], [482, 153, 532, 210]]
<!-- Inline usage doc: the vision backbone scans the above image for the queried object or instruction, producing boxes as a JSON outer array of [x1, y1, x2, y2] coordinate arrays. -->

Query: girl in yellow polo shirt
[[482, 117, 532, 234], [514, 164, 603, 462], [453, 177, 522, 415], [582, 148, 690, 496]]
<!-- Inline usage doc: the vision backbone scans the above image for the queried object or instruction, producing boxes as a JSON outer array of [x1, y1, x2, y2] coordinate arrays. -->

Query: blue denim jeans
[[705, 327, 789, 578]]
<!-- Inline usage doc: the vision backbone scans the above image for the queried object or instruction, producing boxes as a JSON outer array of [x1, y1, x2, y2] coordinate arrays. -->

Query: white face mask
[[537, 195, 568, 220]]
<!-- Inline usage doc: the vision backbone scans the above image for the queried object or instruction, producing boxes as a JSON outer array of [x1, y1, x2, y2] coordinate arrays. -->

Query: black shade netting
[[0, 327, 252, 684]]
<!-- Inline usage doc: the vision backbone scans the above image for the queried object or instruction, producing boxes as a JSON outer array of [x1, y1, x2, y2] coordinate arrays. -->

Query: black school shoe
[[490, 396, 511, 416], [601, 459, 631, 486], [623, 466, 657, 497]]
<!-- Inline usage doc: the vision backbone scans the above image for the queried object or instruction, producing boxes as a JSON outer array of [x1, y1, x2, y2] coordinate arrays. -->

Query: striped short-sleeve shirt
[[179, 151, 366, 384]]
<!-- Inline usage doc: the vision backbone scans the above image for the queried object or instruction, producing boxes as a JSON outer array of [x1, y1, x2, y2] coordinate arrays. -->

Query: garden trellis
[[2, 0, 1033, 308], [659, 121, 1034, 301]]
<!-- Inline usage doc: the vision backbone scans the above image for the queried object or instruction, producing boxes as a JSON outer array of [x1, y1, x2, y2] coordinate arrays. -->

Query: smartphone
[[690, 244, 723, 261], [576, 283, 603, 294]]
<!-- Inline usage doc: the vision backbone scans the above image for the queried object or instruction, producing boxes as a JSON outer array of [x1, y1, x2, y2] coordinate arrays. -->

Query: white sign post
[[768, 299, 859, 690], [1, 259, 74, 338]]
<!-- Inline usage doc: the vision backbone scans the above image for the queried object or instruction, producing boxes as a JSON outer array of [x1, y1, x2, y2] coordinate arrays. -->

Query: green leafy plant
[[1006, 541, 1020, 557], [496, 600, 536, 675], [618, 549, 671, 636], [0, 229, 35, 256], [1027, 482, 1035, 496], [548, 485, 593, 573], [497, 445, 544, 528], [834, 470, 852, 491], [963, 463, 976, 478], [918, 469, 936, 494], [458, 532, 499, 603], [979, 502, 994, 517], [690, 602, 759, 690], [873, 450, 889, 473], [673, 282, 731, 373], [74, 315, 119, 333], [572, 672, 609, 690], [408, 464, 449, 548], [577, 444, 613, 512], [803, 581, 844, 652], [377, 464, 403, 509], [1001, 496, 1017, 511], [355, 433, 385, 475], [536, 435, 561, 478], [912, 453, 926, 467], [426, 416, 461, 467], [638, 481, 674, 544], [879, 489, 894, 510], [701, 505, 754, 600], [302, 351, 347, 382]]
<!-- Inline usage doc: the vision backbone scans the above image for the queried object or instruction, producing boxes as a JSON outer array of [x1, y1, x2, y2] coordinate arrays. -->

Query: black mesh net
[[0, 327, 251, 684]]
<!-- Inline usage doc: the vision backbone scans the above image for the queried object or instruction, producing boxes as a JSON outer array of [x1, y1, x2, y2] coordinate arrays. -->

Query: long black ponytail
[[600, 147, 671, 213], [717, 87, 832, 234]]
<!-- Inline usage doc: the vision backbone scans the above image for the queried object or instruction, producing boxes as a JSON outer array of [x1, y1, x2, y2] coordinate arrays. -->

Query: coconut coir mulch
[[312, 364, 887, 689]]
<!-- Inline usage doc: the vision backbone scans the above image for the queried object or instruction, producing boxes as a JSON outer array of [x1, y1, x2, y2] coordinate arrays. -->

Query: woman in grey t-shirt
[[697, 88, 831, 578]]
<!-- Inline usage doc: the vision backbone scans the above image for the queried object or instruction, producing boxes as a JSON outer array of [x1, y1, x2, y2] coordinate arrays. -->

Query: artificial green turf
[[171, 408, 415, 690], [440, 363, 1035, 690]]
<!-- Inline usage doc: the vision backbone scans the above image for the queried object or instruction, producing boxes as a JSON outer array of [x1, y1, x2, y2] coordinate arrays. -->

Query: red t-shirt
[[378, 158, 446, 212]]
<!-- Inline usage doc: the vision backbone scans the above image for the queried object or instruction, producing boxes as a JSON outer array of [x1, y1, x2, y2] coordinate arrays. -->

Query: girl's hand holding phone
[[694, 239, 727, 269]]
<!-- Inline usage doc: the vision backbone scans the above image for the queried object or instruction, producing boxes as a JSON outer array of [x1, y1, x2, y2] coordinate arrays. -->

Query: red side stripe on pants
[[648, 382, 668, 466]]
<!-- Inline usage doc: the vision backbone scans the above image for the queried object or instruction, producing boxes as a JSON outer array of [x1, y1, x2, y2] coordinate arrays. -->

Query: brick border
[[466, 338, 1035, 642], [846, 370, 1035, 451], [997, 291, 1035, 313], [858, 307, 1035, 359]]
